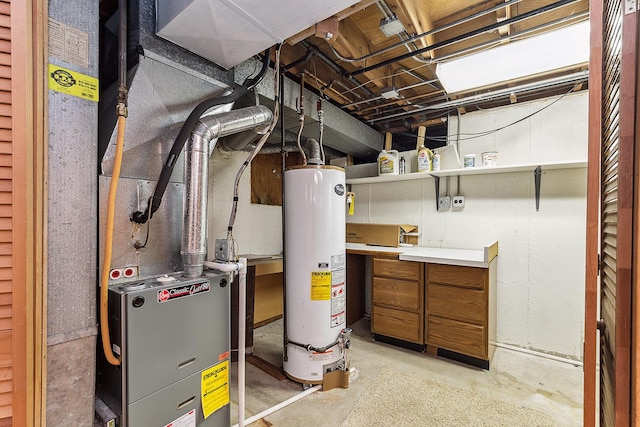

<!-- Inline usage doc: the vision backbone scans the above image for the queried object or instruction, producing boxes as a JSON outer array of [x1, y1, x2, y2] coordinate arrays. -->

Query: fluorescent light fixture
[[435, 21, 590, 94]]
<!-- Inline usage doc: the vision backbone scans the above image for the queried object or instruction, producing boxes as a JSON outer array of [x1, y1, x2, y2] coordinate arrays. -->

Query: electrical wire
[[226, 45, 283, 245], [431, 85, 579, 144]]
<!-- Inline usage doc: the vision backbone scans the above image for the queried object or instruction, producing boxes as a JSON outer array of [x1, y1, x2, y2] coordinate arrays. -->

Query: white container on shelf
[[378, 149, 399, 175], [464, 154, 476, 168], [481, 151, 498, 167]]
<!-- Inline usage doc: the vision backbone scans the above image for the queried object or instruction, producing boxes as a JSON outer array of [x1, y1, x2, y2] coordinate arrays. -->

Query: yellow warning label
[[201, 360, 229, 419], [48, 64, 99, 102], [310, 271, 331, 300]]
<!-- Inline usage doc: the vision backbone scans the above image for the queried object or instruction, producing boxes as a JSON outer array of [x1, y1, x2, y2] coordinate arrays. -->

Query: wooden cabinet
[[371, 256, 424, 344], [425, 262, 497, 365]]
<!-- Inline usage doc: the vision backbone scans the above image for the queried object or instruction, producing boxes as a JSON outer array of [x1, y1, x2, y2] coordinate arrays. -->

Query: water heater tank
[[283, 165, 348, 384]]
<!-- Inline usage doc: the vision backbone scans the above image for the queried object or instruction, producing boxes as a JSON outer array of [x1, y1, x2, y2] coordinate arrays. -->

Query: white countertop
[[346, 241, 498, 268]]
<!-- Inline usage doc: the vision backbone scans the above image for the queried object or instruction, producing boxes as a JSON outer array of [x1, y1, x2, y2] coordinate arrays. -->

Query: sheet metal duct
[[156, 0, 360, 69]]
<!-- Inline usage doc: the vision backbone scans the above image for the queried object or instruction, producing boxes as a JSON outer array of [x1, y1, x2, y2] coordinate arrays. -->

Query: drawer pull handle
[[177, 395, 196, 410], [177, 357, 197, 369]]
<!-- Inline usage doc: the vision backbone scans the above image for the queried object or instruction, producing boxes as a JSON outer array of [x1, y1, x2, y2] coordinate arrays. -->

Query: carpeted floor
[[341, 368, 557, 427]]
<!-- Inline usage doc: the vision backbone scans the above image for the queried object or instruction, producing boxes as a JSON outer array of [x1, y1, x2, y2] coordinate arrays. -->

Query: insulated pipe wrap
[[182, 131, 210, 278], [181, 105, 274, 277]]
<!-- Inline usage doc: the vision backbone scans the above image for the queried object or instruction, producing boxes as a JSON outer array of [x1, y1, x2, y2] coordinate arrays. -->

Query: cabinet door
[[428, 264, 486, 290], [373, 306, 422, 344], [426, 315, 487, 360], [427, 283, 485, 324], [373, 257, 422, 280], [372, 277, 421, 311]]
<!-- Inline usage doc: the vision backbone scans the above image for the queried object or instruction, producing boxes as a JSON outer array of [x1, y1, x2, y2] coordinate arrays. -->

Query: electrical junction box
[[379, 15, 405, 37]]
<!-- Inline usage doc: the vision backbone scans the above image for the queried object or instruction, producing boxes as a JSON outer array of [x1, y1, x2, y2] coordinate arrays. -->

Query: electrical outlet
[[452, 196, 465, 208], [438, 196, 450, 210]]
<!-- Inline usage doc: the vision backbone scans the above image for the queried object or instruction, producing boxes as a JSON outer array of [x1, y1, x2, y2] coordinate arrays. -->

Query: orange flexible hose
[[99, 115, 126, 366]]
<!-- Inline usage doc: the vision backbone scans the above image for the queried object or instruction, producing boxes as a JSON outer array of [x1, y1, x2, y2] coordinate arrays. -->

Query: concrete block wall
[[348, 92, 588, 360]]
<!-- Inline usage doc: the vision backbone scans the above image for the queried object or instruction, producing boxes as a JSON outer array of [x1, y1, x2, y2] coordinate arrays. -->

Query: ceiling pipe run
[[299, 40, 377, 99], [343, 77, 440, 108], [347, 0, 582, 78], [368, 70, 589, 124], [342, 11, 588, 112], [330, 0, 527, 64]]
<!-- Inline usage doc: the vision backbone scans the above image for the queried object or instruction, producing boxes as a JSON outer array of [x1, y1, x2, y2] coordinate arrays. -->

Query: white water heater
[[283, 165, 350, 386]]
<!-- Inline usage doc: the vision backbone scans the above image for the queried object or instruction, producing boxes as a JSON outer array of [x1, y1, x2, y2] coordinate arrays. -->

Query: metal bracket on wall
[[432, 175, 440, 210], [534, 165, 542, 211]]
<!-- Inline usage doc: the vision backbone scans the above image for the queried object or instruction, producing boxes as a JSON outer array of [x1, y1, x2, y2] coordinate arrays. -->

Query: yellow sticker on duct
[[311, 271, 331, 300], [201, 360, 229, 419], [48, 64, 99, 102]]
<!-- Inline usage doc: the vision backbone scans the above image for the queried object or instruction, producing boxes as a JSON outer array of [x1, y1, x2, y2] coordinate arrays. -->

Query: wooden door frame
[[585, 1, 637, 425], [11, 0, 46, 425], [583, 0, 602, 423]]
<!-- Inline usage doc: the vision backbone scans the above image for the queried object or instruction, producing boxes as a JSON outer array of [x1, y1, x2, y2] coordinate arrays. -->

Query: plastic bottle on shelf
[[432, 152, 440, 171], [378, 149, 399, 175], [417, 145, 432, 172], [399, 156, 406, 174]]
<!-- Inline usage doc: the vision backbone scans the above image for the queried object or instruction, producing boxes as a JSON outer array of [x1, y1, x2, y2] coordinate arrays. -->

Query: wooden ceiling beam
[[286, 0, 379, 45], [329, 17, 393, 90], [497, 1, 512, 36], [385, 116, 447, 133], [386, 0, 436, 59], [357, 89, 445, 114]]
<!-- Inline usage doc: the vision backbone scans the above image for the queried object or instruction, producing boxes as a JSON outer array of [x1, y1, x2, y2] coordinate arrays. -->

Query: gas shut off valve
[[339, 327, 352, 350]]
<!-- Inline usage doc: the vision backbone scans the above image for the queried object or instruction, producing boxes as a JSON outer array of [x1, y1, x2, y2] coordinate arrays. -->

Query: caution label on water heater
[[330, 268, 346, 327], [310, 271, 331, 300]]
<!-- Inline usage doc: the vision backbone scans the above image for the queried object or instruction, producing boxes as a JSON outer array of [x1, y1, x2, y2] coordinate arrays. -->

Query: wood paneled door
[[2, 1, 46, 426], [585, 0, 638, 425]]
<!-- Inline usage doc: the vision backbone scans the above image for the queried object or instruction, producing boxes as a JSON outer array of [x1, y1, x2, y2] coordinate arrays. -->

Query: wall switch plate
[[452, 196, 465, 208], [438, 196, 450, 210]]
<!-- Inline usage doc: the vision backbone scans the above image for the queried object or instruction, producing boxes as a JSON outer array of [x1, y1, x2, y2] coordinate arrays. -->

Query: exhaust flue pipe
[[182, 105, 273, 277]]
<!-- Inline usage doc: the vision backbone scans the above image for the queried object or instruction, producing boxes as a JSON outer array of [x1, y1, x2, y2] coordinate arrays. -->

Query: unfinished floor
[[230, 318, 583, 426]]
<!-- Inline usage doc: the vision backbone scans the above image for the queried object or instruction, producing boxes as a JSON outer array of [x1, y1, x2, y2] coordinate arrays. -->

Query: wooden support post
[[384, 132, 392, 151], [416, 125, 426, 149]]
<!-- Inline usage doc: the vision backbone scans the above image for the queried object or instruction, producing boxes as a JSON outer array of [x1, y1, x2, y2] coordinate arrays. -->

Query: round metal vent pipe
[[182, 105, 274, 278]]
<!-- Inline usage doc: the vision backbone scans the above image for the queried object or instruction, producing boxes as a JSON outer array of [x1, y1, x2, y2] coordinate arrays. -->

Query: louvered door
[[585, 0, 637, 426], [0, 1, 14, 423]]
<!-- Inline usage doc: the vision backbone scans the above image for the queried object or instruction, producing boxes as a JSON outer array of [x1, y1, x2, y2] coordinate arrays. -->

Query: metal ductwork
[[301, 138, 323, 165], [155, 0, 360, 69], [181, 105, 274, 277]]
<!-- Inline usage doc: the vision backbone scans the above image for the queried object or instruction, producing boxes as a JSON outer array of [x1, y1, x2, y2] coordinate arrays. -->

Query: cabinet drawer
[[372, 277, 421, 311], [427, 264, 486, 290], [373, 257, 422, 281], [426, 315, 487, 360], [372, 306, 422, 344], [427, 284, 485, 324]]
